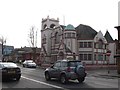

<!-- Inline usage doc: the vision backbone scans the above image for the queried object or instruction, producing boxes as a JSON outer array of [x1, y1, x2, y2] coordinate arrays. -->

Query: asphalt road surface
[[1, 65, 119, 90]]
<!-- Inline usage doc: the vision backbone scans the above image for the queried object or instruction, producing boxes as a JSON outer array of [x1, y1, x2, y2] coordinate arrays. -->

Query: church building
[[40, 16, 116, 65]]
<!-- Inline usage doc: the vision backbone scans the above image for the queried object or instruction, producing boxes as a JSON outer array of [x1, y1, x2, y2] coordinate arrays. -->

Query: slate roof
[[75, 24, 97, 40], [104, 31, 114, 43]]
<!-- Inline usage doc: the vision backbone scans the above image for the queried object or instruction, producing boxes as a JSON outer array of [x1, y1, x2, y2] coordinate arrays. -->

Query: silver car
[[44, 59, 86, 84], [23, 60, 37, 68]]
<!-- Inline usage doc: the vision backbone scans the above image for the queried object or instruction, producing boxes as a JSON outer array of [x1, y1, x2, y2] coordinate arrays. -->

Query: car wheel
[[78, 77, 85, 83], [16, 75, 21, 81], [45, 72, 51, 81], [60, 74, 68, 84]]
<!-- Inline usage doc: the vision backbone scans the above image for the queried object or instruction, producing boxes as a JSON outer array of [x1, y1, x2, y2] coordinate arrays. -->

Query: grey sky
[[0, 0, 119, 48]]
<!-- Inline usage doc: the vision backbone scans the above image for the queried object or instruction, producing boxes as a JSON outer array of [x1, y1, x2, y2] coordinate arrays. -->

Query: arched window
[[98, 39, 103, 49], [50, 24, 56, 28], [43, 24, 47, 29], [42, 35, 46, 44], [54, 32, 59, 44]]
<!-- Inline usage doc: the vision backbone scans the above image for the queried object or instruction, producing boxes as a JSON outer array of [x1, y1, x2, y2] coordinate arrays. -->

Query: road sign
[[106, 50, 111, 56]]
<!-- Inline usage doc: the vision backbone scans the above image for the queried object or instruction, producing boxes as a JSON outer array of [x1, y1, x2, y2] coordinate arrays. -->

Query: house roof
[[65, 24, 75, 30], [104, 31, 114, 43], [75, 24, 97, 39], [14, 47, 41, 54], [23, 47, 33, 53]]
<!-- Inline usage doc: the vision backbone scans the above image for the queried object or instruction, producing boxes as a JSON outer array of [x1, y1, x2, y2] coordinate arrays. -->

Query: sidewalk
[[86, 69, 120, 78]]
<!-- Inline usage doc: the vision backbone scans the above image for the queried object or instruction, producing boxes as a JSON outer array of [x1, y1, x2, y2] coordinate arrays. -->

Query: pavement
[[86, 69, 120, 78]]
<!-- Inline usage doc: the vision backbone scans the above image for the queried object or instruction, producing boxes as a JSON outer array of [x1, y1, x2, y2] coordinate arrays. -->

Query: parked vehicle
[[0, 62, 21, 81], [44, 59, 87, 84], [23, 60, 37, 68]]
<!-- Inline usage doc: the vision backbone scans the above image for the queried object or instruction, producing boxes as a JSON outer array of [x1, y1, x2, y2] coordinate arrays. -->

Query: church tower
[[40, 16, 60, 62], [64, 24, 78, 60]]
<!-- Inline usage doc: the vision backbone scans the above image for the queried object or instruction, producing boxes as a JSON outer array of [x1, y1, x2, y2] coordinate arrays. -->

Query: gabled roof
[[75, 24, 97, 39], [104, 31, 114, 43]]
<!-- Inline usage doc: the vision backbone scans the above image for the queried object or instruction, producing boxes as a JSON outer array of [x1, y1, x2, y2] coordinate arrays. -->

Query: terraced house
[[40, 16, 116, 65]]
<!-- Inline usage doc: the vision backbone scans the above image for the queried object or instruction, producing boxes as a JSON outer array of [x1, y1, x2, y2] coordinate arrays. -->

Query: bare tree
[[28, 26, 38, 47], [28, 26, 38, 62]]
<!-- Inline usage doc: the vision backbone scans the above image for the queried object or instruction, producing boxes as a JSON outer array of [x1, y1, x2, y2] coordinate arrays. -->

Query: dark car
[[44, 59, 87, 84], [0, 62, 21, 81], [23, 60, 37, 68]]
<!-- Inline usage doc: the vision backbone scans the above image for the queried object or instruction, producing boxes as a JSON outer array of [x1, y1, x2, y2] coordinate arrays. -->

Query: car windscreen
[[26, 61, 33, 63], [2, 63, 17, 68], [28, 62, 36, 64]]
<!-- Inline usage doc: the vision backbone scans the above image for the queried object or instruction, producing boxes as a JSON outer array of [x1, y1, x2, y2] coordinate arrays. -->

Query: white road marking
[[21, 76, 69, 90]]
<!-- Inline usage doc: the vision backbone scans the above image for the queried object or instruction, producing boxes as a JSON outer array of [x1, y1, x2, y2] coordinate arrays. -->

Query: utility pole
[[114, 26, 120, 74], [0, 36, 6, 62]]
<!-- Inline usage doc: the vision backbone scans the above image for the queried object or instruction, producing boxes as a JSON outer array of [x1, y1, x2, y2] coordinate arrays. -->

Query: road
[[1, 65, 119, 90]]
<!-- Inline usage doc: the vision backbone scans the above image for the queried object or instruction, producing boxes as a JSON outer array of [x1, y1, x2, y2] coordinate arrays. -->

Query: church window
[[84, 54, 87, 60], [72, 33, 75, 38], [44, 24, 47, 29], [88, 54, 92, 60], [79, 42, 83, 48], [54, 32, 59, 44], [79, 42, 92, 48], [98, 39, 103, 49], [42, 36, 46, 44], [79, 54, 83, 60], [67, 33, 71, 38], [50, 24, 56, 28], [104, 55, 107, 61], [94, 54, 96, 60], [68, 41, 71, 47], [84, 42, 87, 48], [98, 53, 103, 60], [94, 43, 98, 48], [105, 44, 107, 49], [79, 54, 92, 61], [88, 42, 92, 48]]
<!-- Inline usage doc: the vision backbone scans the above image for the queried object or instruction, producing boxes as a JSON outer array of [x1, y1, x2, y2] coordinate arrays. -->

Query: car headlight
[[2, 68, 7, 72], [16, 68, 21, 72]]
